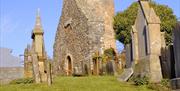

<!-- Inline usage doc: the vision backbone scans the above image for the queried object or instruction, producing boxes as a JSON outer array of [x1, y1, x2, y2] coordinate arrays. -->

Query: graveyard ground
[[0, 76, 155, 91]]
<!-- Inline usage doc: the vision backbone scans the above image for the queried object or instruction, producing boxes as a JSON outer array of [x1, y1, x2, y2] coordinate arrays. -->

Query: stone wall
[[53, 0, 92, 75], [53, 0, 116, 75], [0, 67, 24, 84], [102, 0, 116, 50]]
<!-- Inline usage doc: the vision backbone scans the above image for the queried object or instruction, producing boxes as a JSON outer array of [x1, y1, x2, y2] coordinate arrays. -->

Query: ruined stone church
[[53, 0, 116, 75]]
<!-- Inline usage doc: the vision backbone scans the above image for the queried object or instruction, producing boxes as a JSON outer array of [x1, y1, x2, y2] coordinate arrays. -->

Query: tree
[[113, 1, 177, 45]]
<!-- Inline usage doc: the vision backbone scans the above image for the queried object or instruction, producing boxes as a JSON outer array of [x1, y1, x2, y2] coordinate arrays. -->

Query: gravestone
[[173, 22, 180, 79], [106, 61, 114, 75], [117, 44, 134, 81], [160, 45, 175, 79], [117, 67, 133, 82], [131, 1, 163, 83], [125, 44, 133, 68], [171, 22, 180, 90]]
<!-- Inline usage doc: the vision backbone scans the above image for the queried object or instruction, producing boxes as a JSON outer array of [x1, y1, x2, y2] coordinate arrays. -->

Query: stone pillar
[[46, 60, 52, 85], [148, 23, 162, 82], [38, 59, 47, 82], [24, 45, 33, 78], [24, 48, 29, 77], [132, 26, 139, 64], [31, 49, 41, 83]]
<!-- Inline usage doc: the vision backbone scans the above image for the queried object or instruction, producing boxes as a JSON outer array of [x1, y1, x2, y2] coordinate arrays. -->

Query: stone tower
[[32, 9, 44, 57], [31, 9, 47, 82], [53, 0, 116, 75]]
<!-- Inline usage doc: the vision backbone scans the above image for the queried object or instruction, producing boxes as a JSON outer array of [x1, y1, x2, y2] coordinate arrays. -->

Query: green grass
[[0, 76, 154, 91]]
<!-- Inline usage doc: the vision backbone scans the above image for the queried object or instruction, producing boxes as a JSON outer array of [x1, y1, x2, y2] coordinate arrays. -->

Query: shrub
[[104, 48, 116, 60], [10, 78, 34, 84], [132, 76, 149, 86], [147, 79, 170, 91], [160, 79, 170, 88]]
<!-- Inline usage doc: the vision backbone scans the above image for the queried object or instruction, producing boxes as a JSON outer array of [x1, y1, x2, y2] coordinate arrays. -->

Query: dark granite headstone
[[171, 78, 180, 90], [106, 61, 114, 75], [125, 44, 133, 68], [171, 22, 180, 90], [160, 45, 175, 79], [173, 22, 180, 77]]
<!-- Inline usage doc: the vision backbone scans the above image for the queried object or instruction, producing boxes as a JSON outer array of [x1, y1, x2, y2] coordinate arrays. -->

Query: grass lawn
[[0, 76, 154, 91]]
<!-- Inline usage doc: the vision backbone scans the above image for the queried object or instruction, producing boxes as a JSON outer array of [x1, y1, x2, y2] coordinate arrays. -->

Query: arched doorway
[[67, 56, 72, 76]]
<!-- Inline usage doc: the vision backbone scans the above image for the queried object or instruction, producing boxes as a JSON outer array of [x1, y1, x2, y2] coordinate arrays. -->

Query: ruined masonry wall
[[53, 0, 116, 75]]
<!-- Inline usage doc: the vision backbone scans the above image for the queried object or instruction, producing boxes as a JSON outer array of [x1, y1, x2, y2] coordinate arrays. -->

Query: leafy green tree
[[104, 48, 116, 60], [113, 1, 177, 45]]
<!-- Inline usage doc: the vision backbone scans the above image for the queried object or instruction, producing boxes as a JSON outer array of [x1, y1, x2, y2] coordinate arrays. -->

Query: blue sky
[[0, 0, 180, 58]]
